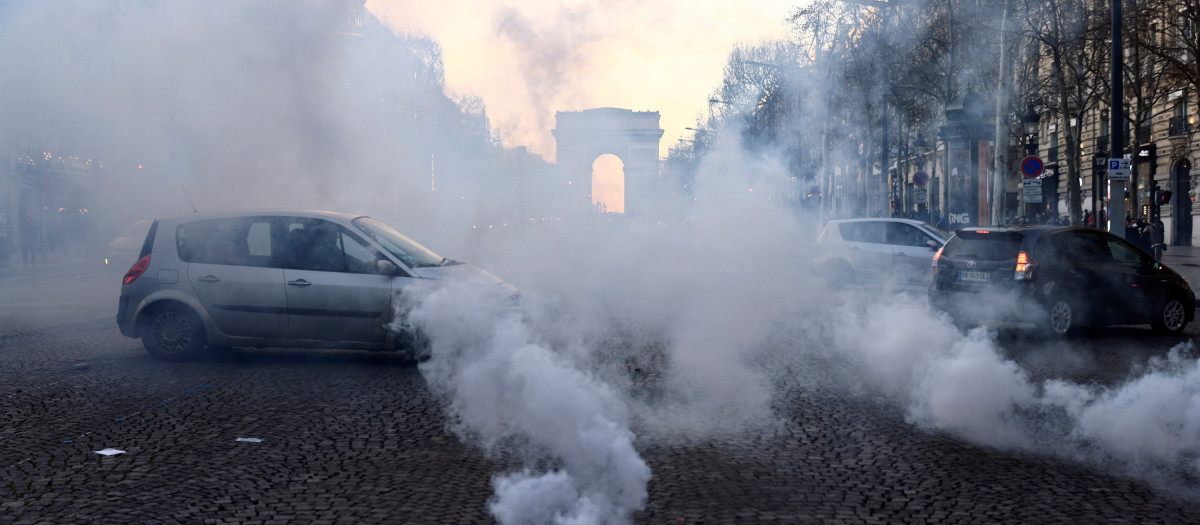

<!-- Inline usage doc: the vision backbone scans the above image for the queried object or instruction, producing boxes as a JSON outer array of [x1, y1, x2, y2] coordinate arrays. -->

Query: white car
[[117, 210, 515, 361], [106, 220, 152, 266], [815, 218, 949, 286]]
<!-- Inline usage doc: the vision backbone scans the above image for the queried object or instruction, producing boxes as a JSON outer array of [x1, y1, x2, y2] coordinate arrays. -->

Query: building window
[[1170, 96, 1190, 136]]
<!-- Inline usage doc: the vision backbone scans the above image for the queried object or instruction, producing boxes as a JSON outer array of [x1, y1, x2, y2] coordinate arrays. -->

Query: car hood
[[413, 263, 511, 287]]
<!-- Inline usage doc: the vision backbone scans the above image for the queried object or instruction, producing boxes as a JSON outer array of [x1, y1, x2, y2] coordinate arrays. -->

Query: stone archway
[[552, 108, 664, 216], [591, 154, 625, 213]]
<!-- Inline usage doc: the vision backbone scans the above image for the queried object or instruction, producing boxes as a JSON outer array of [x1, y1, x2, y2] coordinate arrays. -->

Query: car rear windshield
[[942, 231, 1025, 260], [138, 221, 158, 258]]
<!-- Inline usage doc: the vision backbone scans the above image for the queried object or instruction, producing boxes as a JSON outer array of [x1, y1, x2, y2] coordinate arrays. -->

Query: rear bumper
[[929, 282, 1039, 323], [116, 294, 136, 337]]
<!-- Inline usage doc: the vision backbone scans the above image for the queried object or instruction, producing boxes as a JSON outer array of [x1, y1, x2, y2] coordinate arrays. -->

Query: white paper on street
[[235, 437, 262, 443], [94, 448, 125, 456]]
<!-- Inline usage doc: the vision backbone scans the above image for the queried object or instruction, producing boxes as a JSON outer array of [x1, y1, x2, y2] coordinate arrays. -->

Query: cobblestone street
[[1, 261, 1198, 523]]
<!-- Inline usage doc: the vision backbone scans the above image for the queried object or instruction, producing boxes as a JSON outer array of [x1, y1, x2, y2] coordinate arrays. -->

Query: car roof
[[827, 217, 929, 225], [950, 225, 1103, 243], [150, 209, 366, 225]]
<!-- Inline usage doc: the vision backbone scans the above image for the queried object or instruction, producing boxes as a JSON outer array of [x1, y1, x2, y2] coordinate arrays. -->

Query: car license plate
[[958, 271, 991, 282]]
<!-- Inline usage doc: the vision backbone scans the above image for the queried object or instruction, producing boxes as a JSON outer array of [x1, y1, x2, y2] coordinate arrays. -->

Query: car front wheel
[[142, 305, 206, 361], [1151, 297, 1189, 335]]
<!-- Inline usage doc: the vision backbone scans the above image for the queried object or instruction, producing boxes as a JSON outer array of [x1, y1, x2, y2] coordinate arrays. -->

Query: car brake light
[[932, 246, 945, 275], [1014, 251, 1035, 280], [124, 254, 151, 284]]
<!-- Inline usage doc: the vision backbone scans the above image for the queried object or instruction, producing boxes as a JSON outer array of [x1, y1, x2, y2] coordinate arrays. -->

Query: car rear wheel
[[1042, 298, 1077, 337], [1151, 297, 1189, 335], [142, 304, 206, 361]]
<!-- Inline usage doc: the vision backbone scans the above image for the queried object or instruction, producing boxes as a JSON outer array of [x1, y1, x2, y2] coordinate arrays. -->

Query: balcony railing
[[1169, 116, 1190, 136]]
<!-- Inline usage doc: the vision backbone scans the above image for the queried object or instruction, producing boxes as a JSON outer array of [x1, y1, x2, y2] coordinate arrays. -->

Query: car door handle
[[896, 251, 907, 256], [197, 275, 221, 283], [288, 279, 312, 287], [848, 246, 860, 251]]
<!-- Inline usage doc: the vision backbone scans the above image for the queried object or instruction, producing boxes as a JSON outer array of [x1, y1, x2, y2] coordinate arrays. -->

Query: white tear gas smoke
[[826, 294, 1200, 496], [406, 137, 1200, 524], [11, 1, 1200, 521], [397, 278, 650, 524]]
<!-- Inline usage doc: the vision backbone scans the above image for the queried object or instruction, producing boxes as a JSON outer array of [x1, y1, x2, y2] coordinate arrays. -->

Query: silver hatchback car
[[117, 210, 514, 361], [815, 218, 949, 286]]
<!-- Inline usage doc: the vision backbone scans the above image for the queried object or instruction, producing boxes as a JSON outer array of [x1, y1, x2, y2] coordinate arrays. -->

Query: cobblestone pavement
[[1, 261, 1199, 524]]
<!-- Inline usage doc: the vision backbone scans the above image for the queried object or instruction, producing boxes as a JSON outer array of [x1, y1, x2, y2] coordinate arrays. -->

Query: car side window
[[280, 218, 383, 274], [1062, 232, 1107, 262], [177, 217, 273, 267], [1106, 238, 1147, 267], [840, 222, 885, 243], [339, 230, 384, 274], [886, 223, 932, 247]]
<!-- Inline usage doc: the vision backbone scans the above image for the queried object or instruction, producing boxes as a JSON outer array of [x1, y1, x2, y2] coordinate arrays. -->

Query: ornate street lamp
[[1020, 104, 1042, 220], [1021, 104, 1041, 154], [913, 133, 931, 167]]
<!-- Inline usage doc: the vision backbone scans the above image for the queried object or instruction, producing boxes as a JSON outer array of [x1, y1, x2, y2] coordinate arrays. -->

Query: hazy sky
[[365, 0, 803, 162]]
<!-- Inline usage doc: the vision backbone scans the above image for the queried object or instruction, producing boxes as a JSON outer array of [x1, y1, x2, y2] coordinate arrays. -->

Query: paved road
[[1, 259, 1199, 524]]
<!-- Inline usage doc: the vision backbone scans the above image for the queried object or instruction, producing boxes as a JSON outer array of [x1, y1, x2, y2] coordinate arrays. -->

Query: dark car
[[929, 226, 1194, 335]]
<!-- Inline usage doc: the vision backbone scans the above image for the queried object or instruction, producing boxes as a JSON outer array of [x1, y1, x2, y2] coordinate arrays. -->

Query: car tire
[[142, 304, 206, 361], [1151, 297, 1189, 335], [1041, 297, 1078, 337]]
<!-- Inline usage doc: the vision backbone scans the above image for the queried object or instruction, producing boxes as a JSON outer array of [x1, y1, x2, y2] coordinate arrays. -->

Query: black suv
[[929, 226, 1194, 335]]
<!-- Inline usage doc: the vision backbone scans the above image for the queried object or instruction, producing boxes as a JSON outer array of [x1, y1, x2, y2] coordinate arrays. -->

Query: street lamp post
[[913, 133, 931, 224], [1022, 104, 1042, 221], [1094, 109, 1109, 222]]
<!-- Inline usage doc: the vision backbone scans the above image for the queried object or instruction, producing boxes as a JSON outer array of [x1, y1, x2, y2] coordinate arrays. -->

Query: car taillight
[[1014, 251, 1036, 280], [932, 245, 945, 275], [123, 254, 150, 284]]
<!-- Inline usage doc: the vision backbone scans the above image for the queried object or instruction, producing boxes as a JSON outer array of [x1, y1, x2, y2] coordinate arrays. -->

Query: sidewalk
[[1159, 244, 1200, 286]]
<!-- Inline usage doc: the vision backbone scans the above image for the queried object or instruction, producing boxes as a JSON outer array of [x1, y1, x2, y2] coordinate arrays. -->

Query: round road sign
[[913, 171, 929, 187], [1021, 156, 1044, 178]]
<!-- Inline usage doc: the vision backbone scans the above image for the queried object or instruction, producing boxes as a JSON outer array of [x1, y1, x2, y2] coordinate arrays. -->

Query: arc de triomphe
[[552, 108, 664, 216]]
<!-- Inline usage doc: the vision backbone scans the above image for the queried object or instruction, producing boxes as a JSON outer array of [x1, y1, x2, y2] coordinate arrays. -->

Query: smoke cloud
[[8, 2, 1200, 524]]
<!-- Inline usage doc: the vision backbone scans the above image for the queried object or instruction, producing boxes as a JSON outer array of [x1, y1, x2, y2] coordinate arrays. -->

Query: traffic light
[[1159, 190, 1173, 205]]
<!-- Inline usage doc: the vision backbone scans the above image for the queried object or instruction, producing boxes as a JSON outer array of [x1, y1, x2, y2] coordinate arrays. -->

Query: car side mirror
[[926, 239, 940, 249], [376, 259, 399, 275]]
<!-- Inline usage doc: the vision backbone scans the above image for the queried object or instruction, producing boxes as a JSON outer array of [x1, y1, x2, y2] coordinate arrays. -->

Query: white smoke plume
[[415, 133, 1200, 522], [399, 278, 650, 524]]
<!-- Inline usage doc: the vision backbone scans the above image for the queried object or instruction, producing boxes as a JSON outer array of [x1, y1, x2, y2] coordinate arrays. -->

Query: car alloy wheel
[[1153, 298, 1188, 334], [144, 306, 205, 361], [1048, 299, 1073, 336]]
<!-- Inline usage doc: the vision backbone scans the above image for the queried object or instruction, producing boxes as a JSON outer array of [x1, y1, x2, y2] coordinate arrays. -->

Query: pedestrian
[[1125, 216, 1138, 243], [1085, 210, 1095, 228], [1155, 218, 1167, 257], [1141, 219, 1160, 259], [19, 220, 37, 267]]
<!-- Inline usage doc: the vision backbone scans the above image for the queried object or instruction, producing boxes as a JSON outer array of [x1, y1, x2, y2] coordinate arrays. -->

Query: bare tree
[[1018, 0, 1111, 225]]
